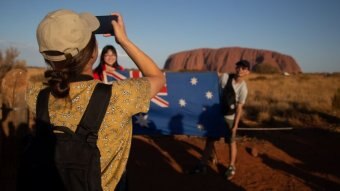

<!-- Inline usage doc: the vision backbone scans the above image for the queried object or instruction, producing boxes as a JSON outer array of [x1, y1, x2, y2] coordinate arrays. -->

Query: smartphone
[[94, 15, 118, 35]]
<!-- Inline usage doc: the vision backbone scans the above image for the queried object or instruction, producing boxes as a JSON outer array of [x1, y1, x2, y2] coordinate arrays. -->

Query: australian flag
[[105, 70, 226, 137]]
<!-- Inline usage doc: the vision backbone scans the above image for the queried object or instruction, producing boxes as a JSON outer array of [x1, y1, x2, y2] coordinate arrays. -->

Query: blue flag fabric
[[105, 70, 227, 137]]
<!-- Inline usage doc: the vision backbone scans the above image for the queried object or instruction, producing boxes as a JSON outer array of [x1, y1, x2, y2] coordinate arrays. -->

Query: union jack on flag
[[104, 70, 169, 108], [104, 70, 226, 137]]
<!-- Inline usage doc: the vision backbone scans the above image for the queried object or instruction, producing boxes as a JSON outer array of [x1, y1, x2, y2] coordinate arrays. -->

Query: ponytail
[[43, 34, 97, 98]]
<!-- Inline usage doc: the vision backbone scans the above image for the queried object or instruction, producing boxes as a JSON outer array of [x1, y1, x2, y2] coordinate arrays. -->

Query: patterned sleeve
[[111, 77, 151, 116], [26, 81, 44, 115]]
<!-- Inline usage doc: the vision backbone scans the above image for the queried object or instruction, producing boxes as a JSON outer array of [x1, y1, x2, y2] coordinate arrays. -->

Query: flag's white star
[[179, 99, 186, 107], [205, 91, 213, 99], [135, 114, 149, 127], [197, 124, 205, 131], [190, 77, 198, 85]]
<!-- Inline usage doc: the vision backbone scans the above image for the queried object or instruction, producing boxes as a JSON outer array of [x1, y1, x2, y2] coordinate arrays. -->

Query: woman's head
[[100, 45, 118, 67], [36, 9, 100, 98]]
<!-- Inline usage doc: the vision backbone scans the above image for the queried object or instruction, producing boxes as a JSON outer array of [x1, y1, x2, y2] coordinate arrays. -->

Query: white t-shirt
[[220, 73, 248, 119]]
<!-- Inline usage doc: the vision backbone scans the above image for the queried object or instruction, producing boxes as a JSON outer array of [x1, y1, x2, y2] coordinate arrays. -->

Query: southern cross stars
[[178, 77, 214, 107], [190, 77, 198, 85], [135, 113, 149, 127], [205, 91, 213, 99], [179, 99, 187, 107]]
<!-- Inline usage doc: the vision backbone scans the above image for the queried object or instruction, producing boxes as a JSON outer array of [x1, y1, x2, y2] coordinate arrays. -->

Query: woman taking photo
[[20, 9, 165, 191]]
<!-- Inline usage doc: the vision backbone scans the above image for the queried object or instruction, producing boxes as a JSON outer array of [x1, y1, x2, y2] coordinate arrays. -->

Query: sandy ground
[[126, 128, 340, 191], [1, 127, 339, 191]]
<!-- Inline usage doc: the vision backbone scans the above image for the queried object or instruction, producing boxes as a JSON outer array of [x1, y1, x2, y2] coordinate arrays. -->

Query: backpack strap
[[36, 83, 112, 140], [36, 87, 51, 123], [76, 83, 112, 143]]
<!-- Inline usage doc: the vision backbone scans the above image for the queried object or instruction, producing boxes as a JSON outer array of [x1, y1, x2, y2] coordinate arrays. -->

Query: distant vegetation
[[252, 63, 280, 74], [332, 88, 340, 111], [24, 69, 340, 131], [1, 48, 339, 132], [0, 47, 27, 80], [245, 73, 340, 131]]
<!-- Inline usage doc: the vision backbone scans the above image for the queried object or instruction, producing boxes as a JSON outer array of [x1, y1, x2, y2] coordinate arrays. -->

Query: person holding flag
[[93, 45, 125, 83], [190, 60, 250, 180]]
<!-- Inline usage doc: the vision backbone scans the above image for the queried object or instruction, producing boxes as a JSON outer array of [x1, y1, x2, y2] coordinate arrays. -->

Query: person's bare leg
[[225, 138, 237, 179], [229, 141, 237, 166]]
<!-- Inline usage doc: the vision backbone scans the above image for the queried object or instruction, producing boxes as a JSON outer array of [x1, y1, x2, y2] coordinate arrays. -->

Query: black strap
[[36, 87, 51, 123], [220, 73, 236, 115], [221, 73, 235, 97], [225, 73, 235, 89], [36, 83, 112, 138], [76, 83, 112, 137]]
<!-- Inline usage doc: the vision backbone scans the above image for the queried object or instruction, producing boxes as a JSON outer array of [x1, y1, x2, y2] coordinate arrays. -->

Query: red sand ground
[[126, 128, 340, 191], [1, 127, 339, 190]]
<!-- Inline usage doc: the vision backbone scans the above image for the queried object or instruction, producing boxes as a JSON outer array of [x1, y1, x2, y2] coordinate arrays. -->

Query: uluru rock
[[163, 47, 302, 73]]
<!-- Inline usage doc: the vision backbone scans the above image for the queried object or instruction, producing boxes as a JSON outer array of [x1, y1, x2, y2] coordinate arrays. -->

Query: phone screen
[[94, 15, 118, 35]]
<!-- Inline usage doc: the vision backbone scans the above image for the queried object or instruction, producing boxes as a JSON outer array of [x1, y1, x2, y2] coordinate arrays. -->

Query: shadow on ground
[[127, 136, 245, 191]]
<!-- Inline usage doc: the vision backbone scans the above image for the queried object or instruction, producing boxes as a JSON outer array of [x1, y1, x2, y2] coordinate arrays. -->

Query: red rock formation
[[164, 47, 302, 73]]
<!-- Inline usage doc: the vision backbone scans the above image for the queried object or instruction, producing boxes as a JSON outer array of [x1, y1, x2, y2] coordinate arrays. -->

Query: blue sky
[[0, 0, 339, 72]]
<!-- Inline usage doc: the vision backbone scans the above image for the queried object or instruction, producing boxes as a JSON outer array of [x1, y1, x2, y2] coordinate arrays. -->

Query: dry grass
[[26, 66, 46, 83], [21, 68, 340, 130], [22, 68, 339, 130], [245, 73, 340, 130]]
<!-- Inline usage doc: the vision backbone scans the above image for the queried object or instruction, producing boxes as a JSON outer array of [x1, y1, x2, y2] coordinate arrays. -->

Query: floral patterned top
[[26, 77, 150, 190]]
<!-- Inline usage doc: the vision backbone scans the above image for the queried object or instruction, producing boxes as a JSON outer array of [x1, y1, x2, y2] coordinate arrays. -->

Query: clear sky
[[0, 0, 339, 72]]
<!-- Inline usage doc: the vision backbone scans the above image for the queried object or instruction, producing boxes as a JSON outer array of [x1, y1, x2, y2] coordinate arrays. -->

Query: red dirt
[[1, 127, 339, 191], [127, 128, 340, 191]]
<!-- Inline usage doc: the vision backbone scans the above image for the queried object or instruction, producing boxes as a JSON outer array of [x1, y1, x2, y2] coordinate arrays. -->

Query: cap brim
[[79, 12, 100, 32]]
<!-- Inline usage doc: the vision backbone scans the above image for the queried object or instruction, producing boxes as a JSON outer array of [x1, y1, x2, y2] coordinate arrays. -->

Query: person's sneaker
[[225, 165, 236, 180], [188, 164, 207, 174]]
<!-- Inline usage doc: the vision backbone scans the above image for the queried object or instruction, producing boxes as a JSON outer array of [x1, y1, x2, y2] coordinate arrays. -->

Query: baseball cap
[[37, 9, 100, 61], [235, 60, 250, 69]]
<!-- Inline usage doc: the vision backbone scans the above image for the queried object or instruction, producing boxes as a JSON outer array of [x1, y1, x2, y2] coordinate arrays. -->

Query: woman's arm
[[111, 12, 165, 98]]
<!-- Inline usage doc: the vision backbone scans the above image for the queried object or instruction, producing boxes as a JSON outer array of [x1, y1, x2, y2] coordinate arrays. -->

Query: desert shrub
[[0, 47, 27, 80], [30, 73, 45, 83], [332, 88, 340, 110], [297, 74, 312, 81], [0, 63, 13, 80], [249, 75, 267, 81], [256, 111, 271, 123], [252, 63, 280, 74]]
